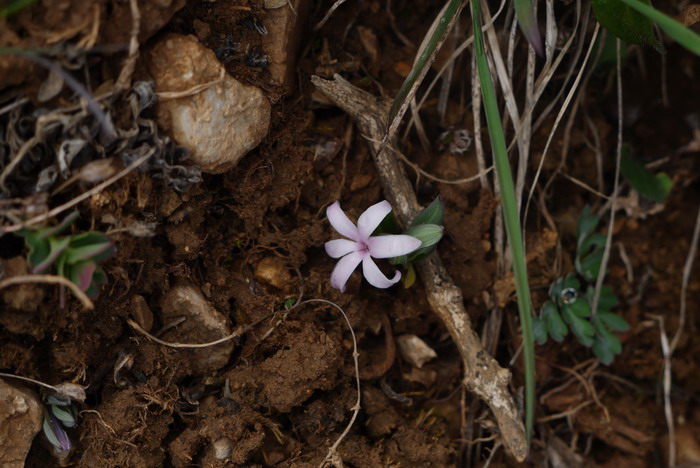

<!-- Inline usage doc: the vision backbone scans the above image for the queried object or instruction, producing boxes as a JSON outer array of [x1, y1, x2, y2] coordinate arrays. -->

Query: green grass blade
[[513, 0, 544, 55], [470, 0, 536, 442], [385, 0, 463, 145], [616, 0, 700, 55]]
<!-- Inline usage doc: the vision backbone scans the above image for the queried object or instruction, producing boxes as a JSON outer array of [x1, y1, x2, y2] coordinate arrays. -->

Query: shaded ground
[[1, 0, 699, 467]]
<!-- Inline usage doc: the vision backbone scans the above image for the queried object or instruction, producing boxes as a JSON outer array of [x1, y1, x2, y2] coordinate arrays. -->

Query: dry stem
[[311, 74, 527, 461]]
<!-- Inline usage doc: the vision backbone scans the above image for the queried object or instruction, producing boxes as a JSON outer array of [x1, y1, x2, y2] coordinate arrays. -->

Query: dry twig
[[311, 74, 527, 461], [0, 274, 93, 309]]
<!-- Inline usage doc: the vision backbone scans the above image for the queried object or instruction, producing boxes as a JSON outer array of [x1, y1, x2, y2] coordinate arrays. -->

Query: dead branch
[[311, 74, 527, 461]]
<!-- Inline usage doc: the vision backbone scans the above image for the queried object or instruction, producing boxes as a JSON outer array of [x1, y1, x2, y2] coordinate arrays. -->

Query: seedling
[[19, 211, 114, 306], [42, 394, 77, 453], [533, 206, 630, 364]]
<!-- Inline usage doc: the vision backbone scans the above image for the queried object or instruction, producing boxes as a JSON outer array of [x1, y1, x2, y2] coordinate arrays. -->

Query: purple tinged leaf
[[32, 237, 70, 273], [367, 235, 421, 259], [42, 408, 71, 452], [361, 256, 401, 288], [514, 0, 544, 56], [326, 202, 359, 241], [75, 262, 96, 291]]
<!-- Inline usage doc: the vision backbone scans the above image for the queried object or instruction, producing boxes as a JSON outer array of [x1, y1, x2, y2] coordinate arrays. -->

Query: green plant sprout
[[533, 206, 630, 365], [42, 394, 78, 453], [19, 211, 114, 306]]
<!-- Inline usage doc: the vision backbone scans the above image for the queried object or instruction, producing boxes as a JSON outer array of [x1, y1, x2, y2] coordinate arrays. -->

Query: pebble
[[396, 334, 438, 369], [0, 379, 43, 468], [147, 34, 271, 174], [160, 281, 235, 373]]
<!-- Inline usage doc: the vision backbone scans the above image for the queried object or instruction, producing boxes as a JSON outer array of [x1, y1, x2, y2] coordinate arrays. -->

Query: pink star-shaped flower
[[325, 200, 421, 292]]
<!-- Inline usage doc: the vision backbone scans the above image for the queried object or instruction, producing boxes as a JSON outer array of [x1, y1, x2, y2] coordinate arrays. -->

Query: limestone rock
[[0, 379, 43, 468], [160, 281, 235, 373], [147, 34, 271, 174], [396, 334, 437, 369]]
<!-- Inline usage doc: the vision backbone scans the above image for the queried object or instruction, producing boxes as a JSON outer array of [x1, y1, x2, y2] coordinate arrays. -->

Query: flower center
[[357, 240, 369, 254]]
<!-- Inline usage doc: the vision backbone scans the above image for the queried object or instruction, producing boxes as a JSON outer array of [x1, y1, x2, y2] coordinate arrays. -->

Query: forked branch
[[312, 74, 527, 461]]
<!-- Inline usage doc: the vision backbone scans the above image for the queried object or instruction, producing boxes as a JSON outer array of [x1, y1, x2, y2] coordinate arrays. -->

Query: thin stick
[[312, 74, 528, 461], [0, 274, 93, 309], [313, 299, 361, 468], [0, 149, 154, 235], [114, 0, 140, 93], [663, 203, 700, 467]]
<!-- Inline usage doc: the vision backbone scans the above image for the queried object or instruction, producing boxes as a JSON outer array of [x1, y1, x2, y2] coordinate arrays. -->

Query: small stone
[[0, 379, 43, 468], [211, 437, 234, 460], [254, 257, 292, 290], [160, 281, 235, 373], [130, 295, 154, 332], [147, 34, 271, 174], [261, 0, 311, 88], [396, 334, 437, 368], [0, 257, 45, 312]]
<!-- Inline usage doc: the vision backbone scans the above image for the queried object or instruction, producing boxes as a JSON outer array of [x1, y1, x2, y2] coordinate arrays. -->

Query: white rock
[[160, 281, 235, 373], [147, 34, 271, 174], [0, 379, 43, 468], [396, 334, 437, 369]]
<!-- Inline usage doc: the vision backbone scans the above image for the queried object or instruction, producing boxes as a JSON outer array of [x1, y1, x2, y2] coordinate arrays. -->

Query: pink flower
[[325, 200, 421, 292]]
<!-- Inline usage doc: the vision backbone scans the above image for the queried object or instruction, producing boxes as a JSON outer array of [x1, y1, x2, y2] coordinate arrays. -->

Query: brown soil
[[1, 0, 700, 467]]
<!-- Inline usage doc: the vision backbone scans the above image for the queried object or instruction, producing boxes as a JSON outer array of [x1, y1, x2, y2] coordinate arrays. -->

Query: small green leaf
[[593, 328, 622, 365], [595, 285, 620, 311], [598, 310, 630, 332], [577, 247, 605, 282], [592, 0, 664, 52], [372, 211, 399, 236], [404, 224, 444, 249], [542, 302, 568, 342], [565, 299, 592, 318], [533, 317, 548, 345], [616, 0, 700, 55], [576, 206, 600, 243], [66, 232, 113, 259], [620, 150, 673, 202], [33, 237, 70, 273], [562, 306, 595, 346], [411, 196, 445, 227]]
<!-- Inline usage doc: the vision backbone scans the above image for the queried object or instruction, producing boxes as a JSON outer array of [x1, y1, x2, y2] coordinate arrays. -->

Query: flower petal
[[362, 257, 401, 288], [325, 239, 359, 258], [330, 251, 365, 292], [327, 201, 359, 240], [357, 200, 392, 240], [367, 234, 422, 259]]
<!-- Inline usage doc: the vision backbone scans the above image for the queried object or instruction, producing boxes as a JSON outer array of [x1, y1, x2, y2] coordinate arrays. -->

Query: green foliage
[[470, 0, 536, 441], [616, 0, 700, 55], [533, 208, 629, 365], [19, 212, 114, 304], [592, 0, 664, 52], [620, 146, 673, 202], [0, 0, 36, 19], [391, 196, 445, 266]]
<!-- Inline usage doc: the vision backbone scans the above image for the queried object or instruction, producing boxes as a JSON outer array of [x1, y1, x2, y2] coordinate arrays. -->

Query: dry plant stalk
[[312, 74, 527, 461]]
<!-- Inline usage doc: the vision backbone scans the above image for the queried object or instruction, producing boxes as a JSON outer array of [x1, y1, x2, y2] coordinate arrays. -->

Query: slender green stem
[[469, 0, 535, 442]]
